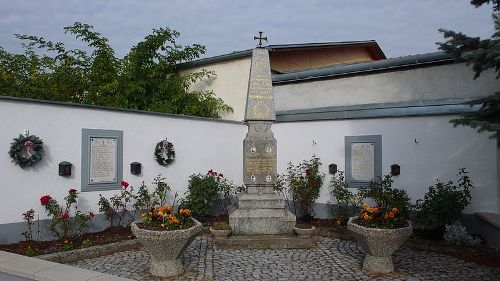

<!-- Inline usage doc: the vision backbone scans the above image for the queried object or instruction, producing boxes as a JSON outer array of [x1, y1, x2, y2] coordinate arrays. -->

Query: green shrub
[[181, 170, 237, 217], [329, 171, 362, 224], [98, 181, 134, 227], [277, 156, 325, 222], [358, 174, 411, 220], [133, 175, 172, 212], [415, 168, 474, 231]]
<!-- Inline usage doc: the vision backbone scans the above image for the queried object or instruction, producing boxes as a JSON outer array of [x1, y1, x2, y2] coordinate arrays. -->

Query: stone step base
[[229, 208, 296, 235], [237, 193, 285, 209], [213, 235, 316, 249]]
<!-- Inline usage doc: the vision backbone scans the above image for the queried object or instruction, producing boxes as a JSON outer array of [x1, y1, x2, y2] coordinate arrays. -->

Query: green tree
[[438, 0, 500, 138], [0, 22, 232, 119]]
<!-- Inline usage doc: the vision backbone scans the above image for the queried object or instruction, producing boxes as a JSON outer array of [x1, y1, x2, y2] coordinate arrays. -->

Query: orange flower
[[140, 213, 145, 219], [384, 213, 389, 220], [362, 203, 369, 209], [179, 209, 191, 216], [158, 205, 173, 212], [389, 212, 395, 218], [171, 217, 179, 224]]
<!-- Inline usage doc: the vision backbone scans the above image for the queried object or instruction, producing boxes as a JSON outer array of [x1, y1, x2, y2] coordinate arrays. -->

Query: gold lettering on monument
[[245, 156, 276, 174]]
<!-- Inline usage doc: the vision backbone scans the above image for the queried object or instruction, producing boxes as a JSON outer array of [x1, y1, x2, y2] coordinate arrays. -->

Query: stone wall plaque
[[351, 142, 375, 182], [81, 129, 123, 192], [89, 137, 117, 183]]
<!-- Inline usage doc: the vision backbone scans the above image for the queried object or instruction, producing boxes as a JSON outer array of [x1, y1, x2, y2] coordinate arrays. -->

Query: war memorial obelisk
[[229, 33, 296, 235]]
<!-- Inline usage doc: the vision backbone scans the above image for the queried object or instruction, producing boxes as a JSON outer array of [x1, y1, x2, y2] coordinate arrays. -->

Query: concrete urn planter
[[209, 227, 232, 238], [347, 217, 412, 273], [131, 218, 202, 277], [293, 225, 317, 237]]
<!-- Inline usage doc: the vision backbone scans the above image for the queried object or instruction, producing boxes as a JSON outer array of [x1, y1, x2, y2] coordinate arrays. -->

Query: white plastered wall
[[180, 57, 252, 122], [0, 100, 498, 228], [273, 63, 500, 111], [274, 115, 499, 214], [0, 100, 246, 225]]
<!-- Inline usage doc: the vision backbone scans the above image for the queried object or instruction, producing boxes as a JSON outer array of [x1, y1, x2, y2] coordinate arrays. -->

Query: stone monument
[[229, 33, 296, 235]]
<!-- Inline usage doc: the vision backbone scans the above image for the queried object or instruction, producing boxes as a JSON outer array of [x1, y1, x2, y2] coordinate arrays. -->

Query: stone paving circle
[[69, 235, 500, 281]]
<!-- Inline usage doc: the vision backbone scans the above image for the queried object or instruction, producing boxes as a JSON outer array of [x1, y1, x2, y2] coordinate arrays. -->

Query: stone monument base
[[213, 234, 316, 250], [229, 193, 296, 235]]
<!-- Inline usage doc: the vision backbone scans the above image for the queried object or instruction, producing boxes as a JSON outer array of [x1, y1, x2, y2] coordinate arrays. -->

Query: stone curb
[[37, 240, 142, 263], [0, 250, 135, 281]]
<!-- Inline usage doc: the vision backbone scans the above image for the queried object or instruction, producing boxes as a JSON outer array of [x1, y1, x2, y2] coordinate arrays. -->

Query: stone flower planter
[[209, 227, 232, 238], [293, 225, 317, 237], [347, 217, 412, 273], [131, 218, 202, 277]]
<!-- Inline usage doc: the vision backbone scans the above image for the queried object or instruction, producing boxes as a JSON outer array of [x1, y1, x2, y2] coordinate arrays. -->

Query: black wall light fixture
[[328, 163, 338, 174], [391, 164, 400, 176], [131, 162, 142, 175], [58, 161, 72, 176]]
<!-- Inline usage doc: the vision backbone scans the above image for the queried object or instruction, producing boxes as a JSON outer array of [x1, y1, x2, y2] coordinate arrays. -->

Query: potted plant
[[209, 222, 232, 238], [293, 223, 317, 237], [131, 206, 202, 277], [347, 175, 412, 274]]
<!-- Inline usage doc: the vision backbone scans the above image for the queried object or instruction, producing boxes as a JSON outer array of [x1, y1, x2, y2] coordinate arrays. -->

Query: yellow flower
[[391, 208, 398, 213]]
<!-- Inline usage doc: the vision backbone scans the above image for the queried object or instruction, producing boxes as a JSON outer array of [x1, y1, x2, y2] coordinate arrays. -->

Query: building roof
[[272, 51, 454, 84], [176, 40, 385, 70]]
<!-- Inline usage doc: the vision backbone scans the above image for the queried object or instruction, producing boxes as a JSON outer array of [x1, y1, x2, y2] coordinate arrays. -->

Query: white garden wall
[[0, 97, 498, 235], [274, 116, 499, 214], [0, 98, 246, 226]]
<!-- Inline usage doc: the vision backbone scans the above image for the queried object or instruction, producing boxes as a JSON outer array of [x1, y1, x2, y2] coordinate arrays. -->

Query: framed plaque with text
[[345, 135, 382, 188], [82, 129, 123, 191]]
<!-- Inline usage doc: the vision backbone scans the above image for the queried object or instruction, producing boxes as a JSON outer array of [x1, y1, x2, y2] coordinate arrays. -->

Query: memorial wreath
[[9, 133, 45, 168], [154, 138, 175, 166]]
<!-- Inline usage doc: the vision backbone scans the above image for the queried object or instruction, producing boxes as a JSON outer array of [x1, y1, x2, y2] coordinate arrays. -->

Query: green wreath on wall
[[9, 133, 45, 169], [154, 138, 175, 166]]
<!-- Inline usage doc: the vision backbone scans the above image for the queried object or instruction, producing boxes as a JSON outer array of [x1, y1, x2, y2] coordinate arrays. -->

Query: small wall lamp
[[58, 161, 72, 176], [328, 163, 338, 174], [131, 162, 142, 175], [391, 164, 401, 176]]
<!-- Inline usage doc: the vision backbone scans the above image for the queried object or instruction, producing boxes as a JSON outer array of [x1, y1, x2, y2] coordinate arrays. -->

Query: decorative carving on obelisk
[[243, 35, 277, 194]]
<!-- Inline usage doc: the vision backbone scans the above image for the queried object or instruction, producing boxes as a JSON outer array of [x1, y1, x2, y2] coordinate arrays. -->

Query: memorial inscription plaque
[[351, 142, 375, 182], [89, 137, 117, 183]]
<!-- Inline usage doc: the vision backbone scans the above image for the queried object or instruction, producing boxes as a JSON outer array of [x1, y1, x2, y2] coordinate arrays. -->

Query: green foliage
[[181, 170, 237, 217], [40, 189, 93, 240], [0, 22, 233, 119], [62, 239, 74, 251], [97, 181, 134, 227], [438, 2, 500, 138], [81, 239, 93, 249], [415, 168, 474, 231], [133, 175, 172, 212], [358, 174, 411, 220], [25, 245, 37, 257], [21, 209, 35, 241], [329, 171, 362, 223], [277, 156, 325, 221]]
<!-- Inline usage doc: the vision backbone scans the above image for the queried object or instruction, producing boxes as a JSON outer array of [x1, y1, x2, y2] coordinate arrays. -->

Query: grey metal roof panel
[[272, 52, 454, 84], [177, 49, 252, 70]]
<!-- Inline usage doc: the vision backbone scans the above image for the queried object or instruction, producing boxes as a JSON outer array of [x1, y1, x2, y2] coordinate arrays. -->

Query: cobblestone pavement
[[70, 236, 499, 281]]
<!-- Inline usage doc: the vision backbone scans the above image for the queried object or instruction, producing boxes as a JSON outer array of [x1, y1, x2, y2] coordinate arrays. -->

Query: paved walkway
[[70, 236, 499, 281]]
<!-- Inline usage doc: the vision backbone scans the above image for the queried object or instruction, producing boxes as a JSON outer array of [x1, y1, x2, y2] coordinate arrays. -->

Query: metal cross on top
[[254, 31, 267, 47]]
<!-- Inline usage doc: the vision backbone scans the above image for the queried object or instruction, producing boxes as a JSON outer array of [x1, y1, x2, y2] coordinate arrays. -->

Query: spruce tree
[[437, 0, 500, 138]]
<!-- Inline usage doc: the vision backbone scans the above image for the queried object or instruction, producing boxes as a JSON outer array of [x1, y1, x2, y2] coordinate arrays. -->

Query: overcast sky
[[0, 0, 495, 60]]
